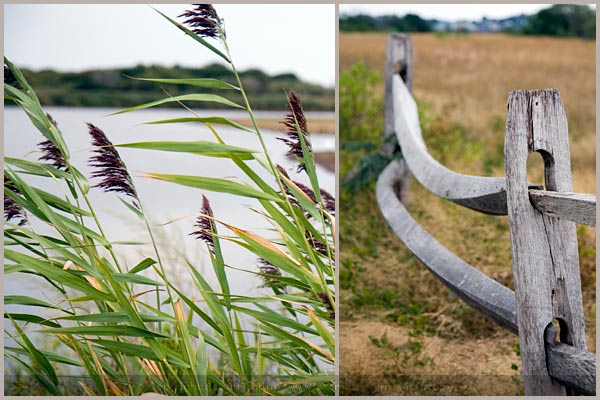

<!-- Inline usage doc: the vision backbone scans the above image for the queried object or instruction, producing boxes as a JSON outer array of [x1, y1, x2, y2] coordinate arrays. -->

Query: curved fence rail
[[377, 33, 596, 396], [391, 73, 596, 225]]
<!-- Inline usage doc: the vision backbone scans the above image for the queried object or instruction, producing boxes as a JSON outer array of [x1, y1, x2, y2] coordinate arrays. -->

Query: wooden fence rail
[[376, 33, 596, 396]]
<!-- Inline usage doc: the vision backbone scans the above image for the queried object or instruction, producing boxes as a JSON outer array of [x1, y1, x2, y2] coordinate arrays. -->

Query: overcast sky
[[340, 3, 595, 21], [4, 4, 335, 87]]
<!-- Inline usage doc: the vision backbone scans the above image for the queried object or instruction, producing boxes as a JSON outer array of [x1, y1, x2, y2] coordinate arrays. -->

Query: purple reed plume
[[87, 123, 138, 206], [191, 195, 215, 251], [37, 114, 66, 170], [278, 91, 312, 173], [178, 4, 224, 39]]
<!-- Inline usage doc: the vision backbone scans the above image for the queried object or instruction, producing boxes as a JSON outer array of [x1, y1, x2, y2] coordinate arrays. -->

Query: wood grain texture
[[392, 75, 517, 215], [505, 89, 587, 395], [383, 33, 413, 157], [529, 190, 596, 227], [384, 34, 413, 203]]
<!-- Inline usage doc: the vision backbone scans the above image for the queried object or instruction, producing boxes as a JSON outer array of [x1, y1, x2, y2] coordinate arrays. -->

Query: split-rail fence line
[[375, 33, 596, 396]]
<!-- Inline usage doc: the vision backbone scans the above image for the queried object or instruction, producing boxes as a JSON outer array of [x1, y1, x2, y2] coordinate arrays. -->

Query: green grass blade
[[57, 311, 172, 324], [5, 157, 72, 180], [173, 300, 201, 395], [143, 172, 283, 202], [234, 312, 252, 379], [128, 76, 239, 90], [195, 325, 209, 395], [118, 197, 144, 219], [129, 257, 157, 274], [4, 313, 61, 328], [37, 325, 168, 338], [116, 140, 258, 160], [141, 117, 255, 133], [307, 308, 335, 356], [91, 339, 190, 368], [110, 93, 243, 115], [230, 305, 318, 336], [112, 273, 164, 286], [4, 250, 116, 302], [169, 285, 224, 335], [5, 346, 83, 367], [33, 187, 91, 216], [5, 295, 69, 312], [260, 321, 334, 363]]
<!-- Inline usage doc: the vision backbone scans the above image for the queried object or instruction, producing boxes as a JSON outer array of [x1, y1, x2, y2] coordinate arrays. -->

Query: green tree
[[524, 4, 595, 39], [402, 14, 432, 32], [339, 14, 377, 31]]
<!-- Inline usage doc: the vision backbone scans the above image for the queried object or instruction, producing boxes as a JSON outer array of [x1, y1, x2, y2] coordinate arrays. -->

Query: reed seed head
[[278, 91, 312, 173], [179, 4, 224, 39], [87, 123, 138, 205], [279, 175, 336, 219], [37, 114, 67, 170], [317, 292, 335, 319], [191, 194, 215, 251], [276, 164, 290, 180], [257, 258, 286, 290], [319, 188, 335, 215], [4, 176, 26, 226]]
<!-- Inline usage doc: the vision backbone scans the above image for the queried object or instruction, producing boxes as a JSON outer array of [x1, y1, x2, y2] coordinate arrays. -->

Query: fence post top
[[387, 32, 411, 40], [507, 88, 561, 102]]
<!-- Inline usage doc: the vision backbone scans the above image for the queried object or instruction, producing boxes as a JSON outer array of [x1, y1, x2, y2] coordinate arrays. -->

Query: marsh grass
[[4, 5, 334, 396]]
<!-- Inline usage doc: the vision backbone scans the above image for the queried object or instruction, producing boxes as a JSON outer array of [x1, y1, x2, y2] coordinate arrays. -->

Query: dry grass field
[[339, 33, 595, 395]]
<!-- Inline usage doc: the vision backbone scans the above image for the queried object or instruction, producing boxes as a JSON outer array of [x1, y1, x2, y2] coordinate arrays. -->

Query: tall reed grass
[[4, 4, 334, 395]]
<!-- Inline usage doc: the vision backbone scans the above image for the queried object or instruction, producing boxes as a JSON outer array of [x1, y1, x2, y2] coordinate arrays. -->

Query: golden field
[[340, 32, 595, 189], [339, 33, 595, 395]]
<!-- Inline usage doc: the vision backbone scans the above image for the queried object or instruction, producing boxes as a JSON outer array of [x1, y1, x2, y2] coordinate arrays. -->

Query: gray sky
[[340, 3, 595, 21], [4, 4, 335, 87]]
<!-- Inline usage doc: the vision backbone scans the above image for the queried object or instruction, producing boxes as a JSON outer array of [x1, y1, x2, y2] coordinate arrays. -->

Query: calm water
[[3, 106, 335, 365]]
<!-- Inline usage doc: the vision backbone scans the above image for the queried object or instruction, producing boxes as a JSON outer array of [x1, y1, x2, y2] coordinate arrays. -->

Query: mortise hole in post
[[399, 64, 408, 84], [550, 317, 570, 344], [550, 319, 561, 342], [526, 150, 556, 191], [537, 150, 556, 191], [526, 152, 546, 190]]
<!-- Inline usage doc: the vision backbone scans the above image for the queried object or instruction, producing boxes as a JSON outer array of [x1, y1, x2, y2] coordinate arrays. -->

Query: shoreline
[[232, 117, 335, 135], [241, 117, 335, 173], [314, 151, 335, 173]]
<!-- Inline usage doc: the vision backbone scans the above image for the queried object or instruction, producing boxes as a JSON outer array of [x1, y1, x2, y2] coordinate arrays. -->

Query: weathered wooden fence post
[[505, 89, 587, 395], [384, 33, 413, 202]]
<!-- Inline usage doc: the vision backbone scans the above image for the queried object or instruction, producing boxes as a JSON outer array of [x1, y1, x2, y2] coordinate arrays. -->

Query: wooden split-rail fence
[[376, 33, 596, 396]]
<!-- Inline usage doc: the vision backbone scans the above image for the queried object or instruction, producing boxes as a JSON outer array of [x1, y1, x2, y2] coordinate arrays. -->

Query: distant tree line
[[5, 63, 334, 111], [340, 4, 595, 39], [340, 13, 431, 32]]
